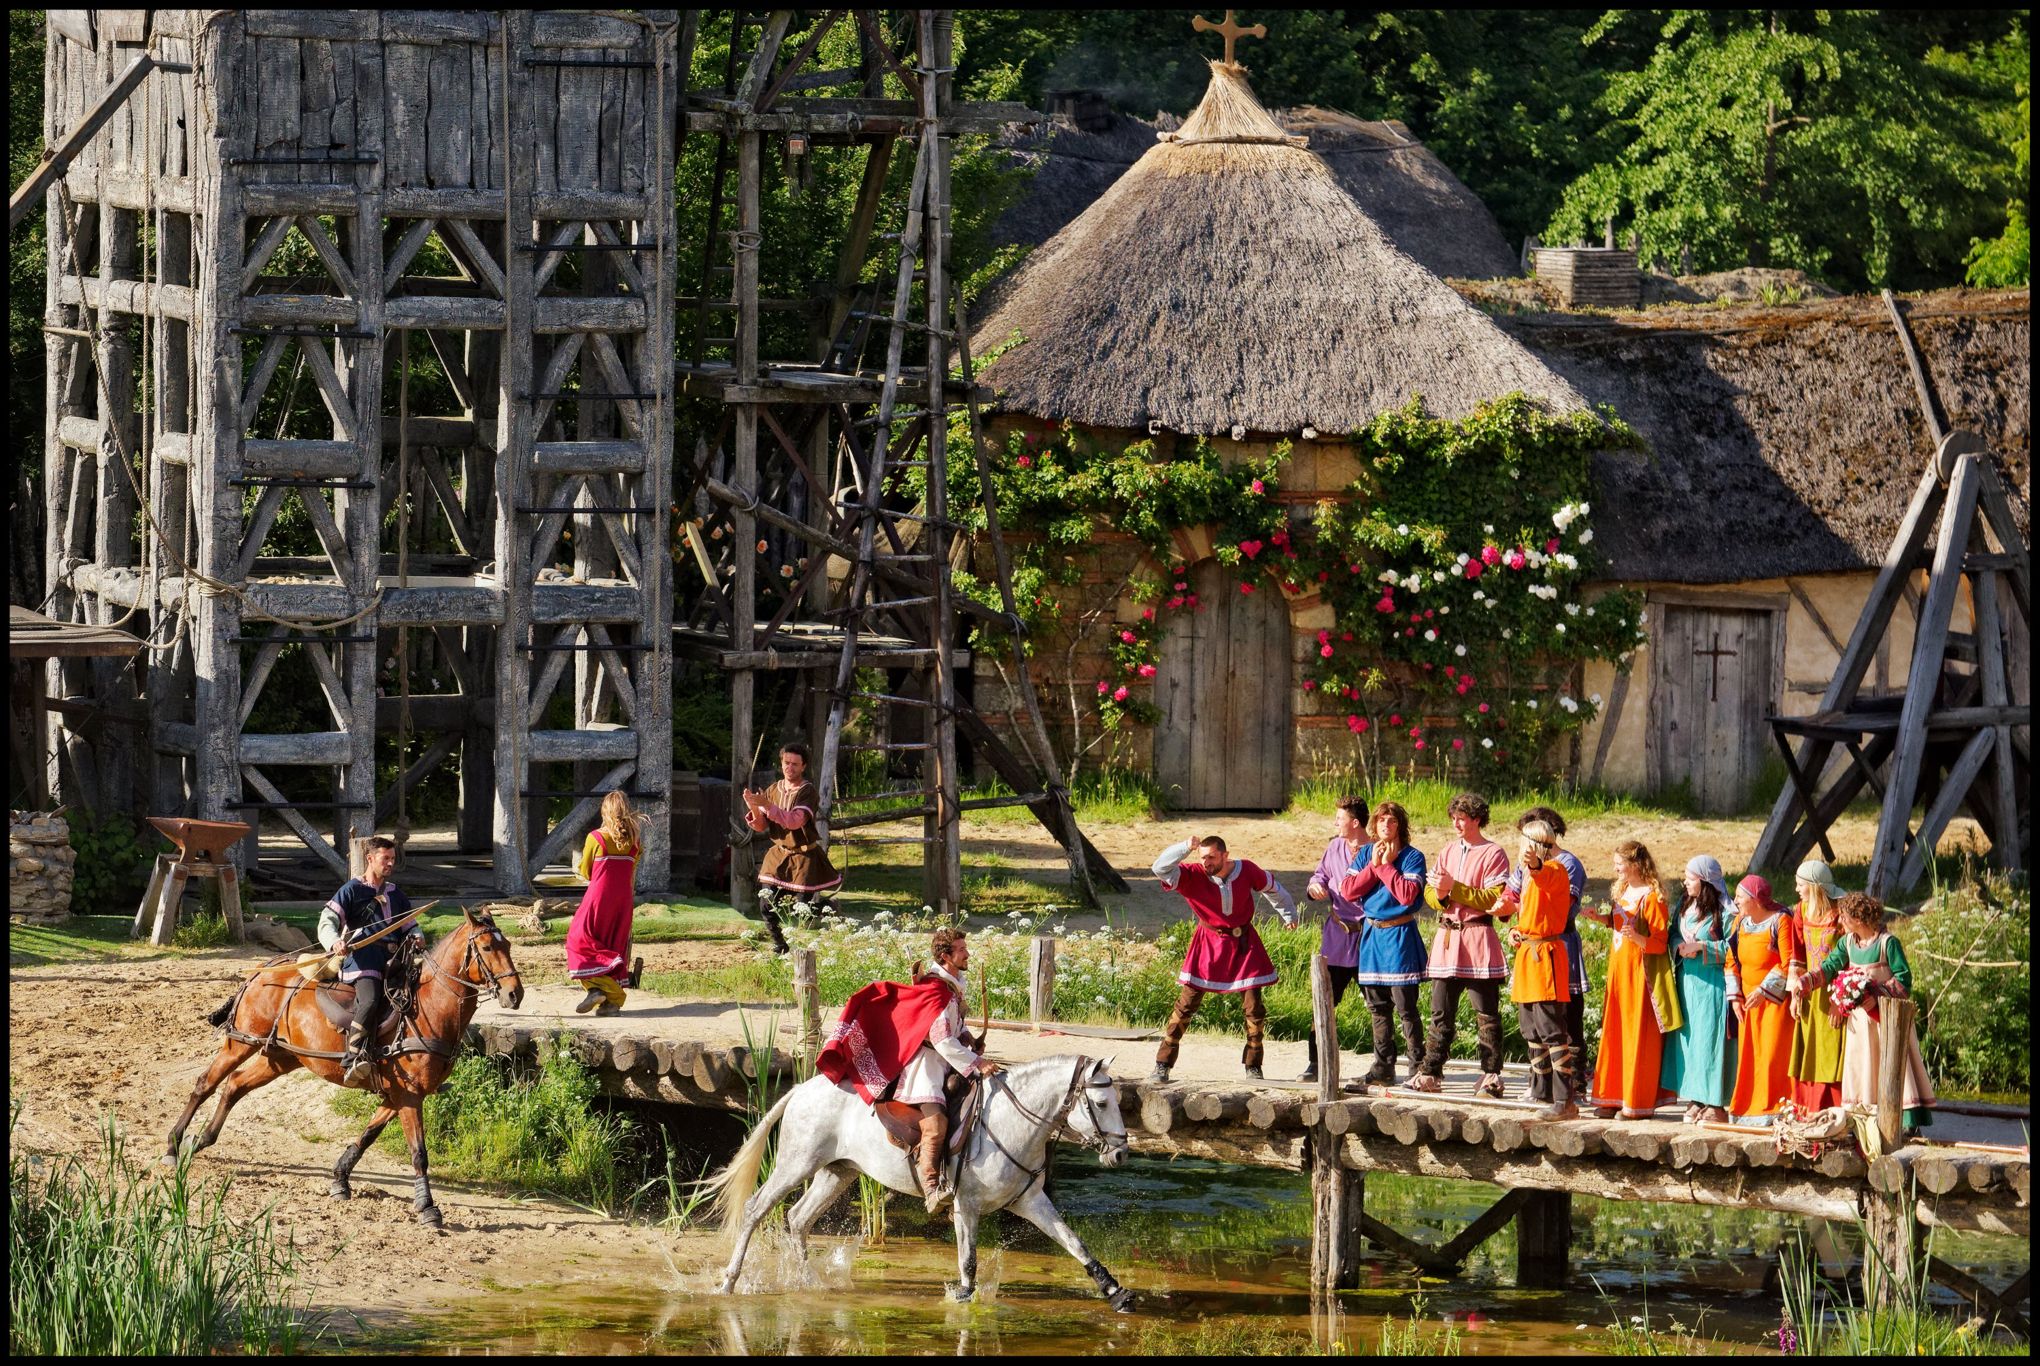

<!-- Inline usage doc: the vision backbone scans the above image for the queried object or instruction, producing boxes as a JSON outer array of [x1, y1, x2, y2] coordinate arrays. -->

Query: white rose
[[1396, 524, 1409, 536], [1424, 629, 1437, 642], [1555, 623, 1567, 634], [1482, 738, 1495, 749], [1579, 502, 1589, 516], [1455, 644, 1468, 656], [1473, 590, 1486, 602], [1483, 524, 1495, 534], [1455, 552, 1470, 565], [1432, 571, 1446, 583], [1579, 528, 1594, 544]]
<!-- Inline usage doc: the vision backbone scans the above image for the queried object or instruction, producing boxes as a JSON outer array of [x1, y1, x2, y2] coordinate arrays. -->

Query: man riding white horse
[[815, 925, 997, 1212]]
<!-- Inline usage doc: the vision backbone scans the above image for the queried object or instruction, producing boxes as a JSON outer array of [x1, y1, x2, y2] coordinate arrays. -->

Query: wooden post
[[349, 835, 371, 881], [1864, 1188, 1922, 1309], [1310, 953, 1362, 1291], [1876, 997, 1916, 1156], [1515, 1190, 1573, 1288], [1028, 934, 1056, 1028], [792, 947, 820, 1060]]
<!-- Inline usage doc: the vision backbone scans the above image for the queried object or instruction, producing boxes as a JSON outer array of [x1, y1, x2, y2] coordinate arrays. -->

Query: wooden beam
[[1882, 289, 1948, 448], [1870, 456, 1983, 895], [11, 54, 164, 231], [1893, 726, 1995, 893]]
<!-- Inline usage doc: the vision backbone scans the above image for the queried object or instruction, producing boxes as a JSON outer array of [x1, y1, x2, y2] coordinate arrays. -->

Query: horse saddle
[[873, 1071, 982, 1156], [313, 983, 408, 1048]]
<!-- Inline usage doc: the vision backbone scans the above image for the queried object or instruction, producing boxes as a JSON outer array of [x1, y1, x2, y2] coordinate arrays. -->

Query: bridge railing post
[[1309, 952, 1361, 1291], [793, 947, 820, 1061], [1028, 934, 1056, 1030], [1865, 996, 1923, 1307]]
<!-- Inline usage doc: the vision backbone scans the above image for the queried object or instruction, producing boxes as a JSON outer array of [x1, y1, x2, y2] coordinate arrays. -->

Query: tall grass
[[1778, 1216, 2026, 1355], [333, 1039, 645, 1214], [9, 1110, 319, 1355]]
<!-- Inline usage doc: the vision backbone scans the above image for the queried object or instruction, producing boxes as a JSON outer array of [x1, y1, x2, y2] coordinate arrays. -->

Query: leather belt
[[1200, 923, 1247, 939], [1438, 915, 1493, 931], [1360, 912, 1417, 930]]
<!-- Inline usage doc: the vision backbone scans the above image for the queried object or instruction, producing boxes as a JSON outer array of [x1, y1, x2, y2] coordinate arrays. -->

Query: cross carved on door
[[1694, 630, 1739, 702]]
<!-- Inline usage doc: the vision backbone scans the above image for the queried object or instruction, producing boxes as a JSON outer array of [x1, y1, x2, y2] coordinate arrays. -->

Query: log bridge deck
[[464, 977, 2030, 1322]]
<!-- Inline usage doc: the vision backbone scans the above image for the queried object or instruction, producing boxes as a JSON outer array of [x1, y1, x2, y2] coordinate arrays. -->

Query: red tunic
[[564, 830, 636, 980], [817, 976, 962, 1104], [1168, 859, 1280, 993]]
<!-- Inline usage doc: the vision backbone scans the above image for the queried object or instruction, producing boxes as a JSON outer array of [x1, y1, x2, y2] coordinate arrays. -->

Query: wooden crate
[[1533, 247, 1640, 308]]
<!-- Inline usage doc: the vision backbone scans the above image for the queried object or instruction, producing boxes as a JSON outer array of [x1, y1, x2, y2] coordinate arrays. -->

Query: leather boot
[[1364, 1013, 1397, 1086], [918, 1112, 952, 1214], [342, 1023, 374, 1086], [1538, 1044, 1579, 1121], [762, 904, 791, 956]]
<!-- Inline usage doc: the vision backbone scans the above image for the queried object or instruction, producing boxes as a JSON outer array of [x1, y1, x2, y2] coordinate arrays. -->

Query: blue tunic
[[1659, 901, 1735, 1107], [1351, 845, 1429, 987]]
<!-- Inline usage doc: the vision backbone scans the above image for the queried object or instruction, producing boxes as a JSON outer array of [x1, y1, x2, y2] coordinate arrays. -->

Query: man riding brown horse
[[318, 835, 424, 1085]]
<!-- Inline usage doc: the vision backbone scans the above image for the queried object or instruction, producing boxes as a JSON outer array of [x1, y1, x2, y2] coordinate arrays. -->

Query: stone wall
[[10, 812, 76, 924]]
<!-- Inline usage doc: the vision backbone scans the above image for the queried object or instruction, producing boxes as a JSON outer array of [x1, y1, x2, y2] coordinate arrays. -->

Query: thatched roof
[[1500, 290, 2033, 584], [974, 62, 1584, 437], [988, 103, 1520, 283]]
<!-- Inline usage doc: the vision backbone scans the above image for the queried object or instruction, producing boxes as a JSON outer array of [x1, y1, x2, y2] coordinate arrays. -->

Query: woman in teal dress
[[1660, 855, 1736, 1121]]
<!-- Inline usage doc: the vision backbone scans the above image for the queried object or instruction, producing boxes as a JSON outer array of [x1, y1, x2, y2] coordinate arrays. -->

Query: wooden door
[[1154, 560, 1291, 809], [1649, 604, 1781, 813]]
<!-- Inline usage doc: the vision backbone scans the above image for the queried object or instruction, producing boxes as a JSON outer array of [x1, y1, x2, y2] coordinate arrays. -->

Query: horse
[[703, 1054, 1137, 1309], [166, 906, 524, 1229]]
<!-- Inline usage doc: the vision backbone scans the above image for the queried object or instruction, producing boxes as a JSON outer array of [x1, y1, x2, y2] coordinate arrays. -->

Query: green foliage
[[1545, 11, 2027, 289], [66, 814, 160, 916], [1905, 873, 2029, 1095], [1952, 23, 2031, 287], [1779, 1223, 2026, 1355], [10, 1110, 321, 1355], [1299, 395, 1648, 789]]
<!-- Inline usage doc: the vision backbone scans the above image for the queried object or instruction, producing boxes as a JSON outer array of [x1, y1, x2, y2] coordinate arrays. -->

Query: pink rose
[[1239, 539, 1264, 560], [1016, 454, 1033, 469], [1121, 630, 1137, 644], [1174, 581, 1188, 591], [1138, 663, 1157, 679], [1096, 681, 1109, 695], [1388, 714, 1402, 726], [1452, 738, 1465, 751], [1478, 702, 1490, 713], [1445, 665, 1457, 676], [1506, 550, 1526, 571], [1404, 627, 1416, 637], [1239, 583, 1254, 594], [1187, 594, 1199, 607], [1481, 545, 1501, 567], [1303, 680, 1317, 691], [1320, 644, 1334, 658], [1317, 571, 1329, 582], [1168, 596, 1185, 609], [1113, 685, 1129, 702], [1250, 479, 1266, 494], [1425, 610, 1436, 620], [1317, 629, 1332, 643], [1414, 739, 1427, 751], [1375, 597, 1396, 614], [1464, 560, 1484, 580], [1545, 538, 1560, 554]]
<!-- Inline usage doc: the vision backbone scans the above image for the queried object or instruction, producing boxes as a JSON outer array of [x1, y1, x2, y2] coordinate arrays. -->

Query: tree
[[1948, 21, 2030, 287], [1544, 9, 2023, 289]]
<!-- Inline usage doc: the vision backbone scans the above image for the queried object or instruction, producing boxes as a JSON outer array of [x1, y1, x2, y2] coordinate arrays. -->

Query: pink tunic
[[565, 830, 636, 980], [1167, 859, 1280, 993], [1424, 837, 1510, 981]]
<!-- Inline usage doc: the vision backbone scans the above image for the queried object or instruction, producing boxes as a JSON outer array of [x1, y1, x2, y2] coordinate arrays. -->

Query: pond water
[[364, 1154, 2026, 1355]]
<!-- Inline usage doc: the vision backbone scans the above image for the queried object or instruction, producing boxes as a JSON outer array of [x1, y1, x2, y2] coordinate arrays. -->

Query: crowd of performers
[[1147, 792, 1935, 1132]]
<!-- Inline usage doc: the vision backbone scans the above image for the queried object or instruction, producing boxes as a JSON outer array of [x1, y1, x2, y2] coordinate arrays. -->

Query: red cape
[[816, 976, 959, 1104]]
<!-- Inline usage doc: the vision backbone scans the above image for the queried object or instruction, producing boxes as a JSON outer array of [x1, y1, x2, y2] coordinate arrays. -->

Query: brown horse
[[167, 906, 524, 1228]]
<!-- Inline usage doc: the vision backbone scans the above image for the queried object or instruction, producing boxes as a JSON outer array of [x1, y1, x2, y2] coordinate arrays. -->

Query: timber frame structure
[[36, 9, 1117, 907], [670, 11, 1122, 913], [1751, 292, 2031, 895], [40, 11, 679, 894]]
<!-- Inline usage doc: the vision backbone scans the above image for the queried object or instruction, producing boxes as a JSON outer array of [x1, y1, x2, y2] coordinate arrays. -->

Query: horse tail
[[699, 1088, 796, 1237]]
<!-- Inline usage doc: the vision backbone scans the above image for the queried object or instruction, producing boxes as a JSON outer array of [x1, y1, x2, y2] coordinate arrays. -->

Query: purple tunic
[[1308, 839, 1369, 968]]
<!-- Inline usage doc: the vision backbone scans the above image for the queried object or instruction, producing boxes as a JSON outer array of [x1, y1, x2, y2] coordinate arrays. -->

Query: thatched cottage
[[969, 59, 1592, 809], [970, 60, 2033, 813]]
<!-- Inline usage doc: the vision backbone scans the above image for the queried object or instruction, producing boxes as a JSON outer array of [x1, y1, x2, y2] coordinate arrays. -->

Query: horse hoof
[[329, 1181, 351, 1200], [1109, 1287, 1136, 1313], [416, 1204, 443, 1230], [949, 1284, 975, 1304]]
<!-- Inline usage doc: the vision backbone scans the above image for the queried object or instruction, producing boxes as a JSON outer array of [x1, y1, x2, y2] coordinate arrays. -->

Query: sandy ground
[[6, 806, 2001, 1326]]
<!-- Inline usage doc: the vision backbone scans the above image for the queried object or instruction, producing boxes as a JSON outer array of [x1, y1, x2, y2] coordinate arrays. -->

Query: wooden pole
[[1310, 953, 1361, 1291], [1515, 1191, 1573, 1288], [792, 947, 820, 1060], [1028, 935, 1056, 1029], [1877, 997, 1916, 1155]]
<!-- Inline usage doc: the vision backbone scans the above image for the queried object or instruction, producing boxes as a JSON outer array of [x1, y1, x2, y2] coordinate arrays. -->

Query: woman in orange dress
[[1726, 875, 1801, 1126], [1582, 840, 1680, 1119]]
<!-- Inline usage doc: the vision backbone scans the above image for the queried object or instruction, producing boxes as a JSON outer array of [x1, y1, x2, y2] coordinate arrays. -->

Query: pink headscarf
[[1736, 875, 1784, 915]]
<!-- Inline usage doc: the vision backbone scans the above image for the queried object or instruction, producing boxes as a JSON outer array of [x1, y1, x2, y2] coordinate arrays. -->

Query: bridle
[[975, 1056, 1128, 1188], [419, 920, 520, 1004]]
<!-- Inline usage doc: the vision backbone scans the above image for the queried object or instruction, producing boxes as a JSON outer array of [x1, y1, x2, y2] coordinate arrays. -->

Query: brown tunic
[[757, 778, 843, 893]]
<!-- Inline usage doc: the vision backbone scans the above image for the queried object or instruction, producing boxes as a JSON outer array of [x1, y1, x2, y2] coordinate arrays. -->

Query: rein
[[973, 1056, 1120, 1189]]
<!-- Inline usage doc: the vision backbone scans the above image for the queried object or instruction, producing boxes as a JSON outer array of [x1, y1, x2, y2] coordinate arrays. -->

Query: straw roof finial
[[1192, 10, 1265, 68]]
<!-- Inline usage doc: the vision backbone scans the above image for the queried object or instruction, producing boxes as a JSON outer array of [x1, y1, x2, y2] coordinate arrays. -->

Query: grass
[[330, 1039, 653, 1216], [1779, 1219, 2026, 1355], [9, 1107, 322, 1355], [1284, 772, 1696, 827]]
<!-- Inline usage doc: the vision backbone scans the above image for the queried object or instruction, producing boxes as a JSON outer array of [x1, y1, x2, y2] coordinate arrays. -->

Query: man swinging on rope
[[318, 835, 422, 1086], [816, 926, 1000, 1214]]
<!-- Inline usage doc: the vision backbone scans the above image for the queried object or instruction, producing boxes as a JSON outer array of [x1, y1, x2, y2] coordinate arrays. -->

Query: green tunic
[[1820, 932, 1933, 1130]]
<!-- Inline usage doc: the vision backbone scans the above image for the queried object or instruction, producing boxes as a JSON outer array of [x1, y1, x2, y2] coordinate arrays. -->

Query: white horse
[[702, 1054, 1136, 1309]]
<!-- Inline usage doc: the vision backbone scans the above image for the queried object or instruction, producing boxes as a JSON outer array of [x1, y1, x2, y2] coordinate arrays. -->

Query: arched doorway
[[1153, 559, 1291, 809]]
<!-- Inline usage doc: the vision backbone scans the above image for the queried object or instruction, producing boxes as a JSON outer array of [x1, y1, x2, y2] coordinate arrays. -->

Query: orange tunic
[[1591, 883, 1672, 1115], [1508, 861, 1573, 1004], [1728, 911, 1802, 1119]]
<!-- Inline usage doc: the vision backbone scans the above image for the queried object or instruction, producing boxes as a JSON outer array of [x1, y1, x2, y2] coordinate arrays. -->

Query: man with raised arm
[[317, 835, 423, 1087], [741, 740, 842, 956], [1146, 834, 1298, 1084]]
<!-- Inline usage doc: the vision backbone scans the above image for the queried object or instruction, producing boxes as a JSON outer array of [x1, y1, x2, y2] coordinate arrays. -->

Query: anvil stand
[[133, 817, 251, 947]]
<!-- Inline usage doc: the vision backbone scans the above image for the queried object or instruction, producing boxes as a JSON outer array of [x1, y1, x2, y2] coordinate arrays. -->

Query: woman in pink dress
[[565, 791, 642, 1016]]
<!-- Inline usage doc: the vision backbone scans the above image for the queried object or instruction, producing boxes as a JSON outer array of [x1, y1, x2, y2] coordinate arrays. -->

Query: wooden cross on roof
[[1193, 10, 1265, 66]]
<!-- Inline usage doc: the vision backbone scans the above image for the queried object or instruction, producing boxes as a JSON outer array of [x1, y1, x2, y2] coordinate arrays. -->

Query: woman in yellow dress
[[1582, 840, 1680, 1120]]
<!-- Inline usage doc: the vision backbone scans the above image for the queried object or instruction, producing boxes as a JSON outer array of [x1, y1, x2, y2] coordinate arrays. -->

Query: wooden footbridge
[[463, 961, 2031, 1328]]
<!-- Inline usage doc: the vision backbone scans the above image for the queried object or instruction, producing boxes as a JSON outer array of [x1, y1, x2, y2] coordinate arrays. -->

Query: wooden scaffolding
[[38, 11, 679, 894], [671, 11, 1123, 913], [1752, 293, 2031, 896]]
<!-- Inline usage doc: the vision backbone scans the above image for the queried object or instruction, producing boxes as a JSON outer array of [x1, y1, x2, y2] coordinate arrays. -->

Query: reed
[[1778, 1214, 2025, 1356], [9, 1108, 319, 1355]]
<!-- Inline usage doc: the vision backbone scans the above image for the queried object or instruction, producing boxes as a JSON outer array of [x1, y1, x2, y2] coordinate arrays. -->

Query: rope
[[1912, 949, 2022, 969], [395, 328, 414, 849]]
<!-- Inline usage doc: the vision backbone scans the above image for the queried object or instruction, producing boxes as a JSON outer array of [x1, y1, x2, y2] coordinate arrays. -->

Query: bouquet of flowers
[[1827, 965, 1880, 1024]]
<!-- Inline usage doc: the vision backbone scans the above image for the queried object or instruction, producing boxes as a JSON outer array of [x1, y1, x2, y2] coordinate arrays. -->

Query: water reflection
[[370, 1153, 2025, 1356]]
